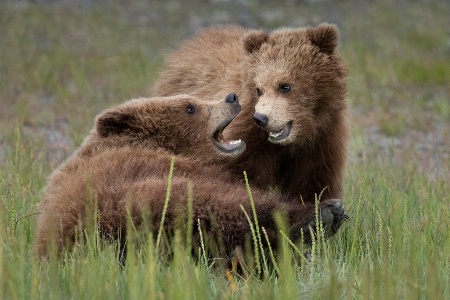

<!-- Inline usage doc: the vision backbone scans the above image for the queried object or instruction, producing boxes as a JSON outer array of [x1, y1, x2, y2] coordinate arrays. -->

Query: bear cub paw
[[295, 199, 349, 245]]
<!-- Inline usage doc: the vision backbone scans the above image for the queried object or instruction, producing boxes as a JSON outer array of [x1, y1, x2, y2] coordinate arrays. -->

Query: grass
[[1, 0, 449, 299]]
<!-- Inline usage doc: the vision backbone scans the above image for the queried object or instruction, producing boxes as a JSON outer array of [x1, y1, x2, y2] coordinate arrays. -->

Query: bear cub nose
[[253, 112, 268, 128], [225, 93, 239, 104]]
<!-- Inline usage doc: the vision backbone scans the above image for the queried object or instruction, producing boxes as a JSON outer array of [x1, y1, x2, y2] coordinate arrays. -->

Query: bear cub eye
[[256, 88, 262, 97], [279, 84, 291, 93], [186, 104, 196, 114]]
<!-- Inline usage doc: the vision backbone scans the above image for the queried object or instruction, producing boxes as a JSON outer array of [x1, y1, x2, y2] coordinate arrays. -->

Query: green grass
[[1, 1, 449, 299]]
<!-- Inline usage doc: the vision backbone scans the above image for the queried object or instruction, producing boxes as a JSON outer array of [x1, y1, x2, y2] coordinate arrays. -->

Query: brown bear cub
[[36, 93, 346, 260], [152, 23, 349, 205]]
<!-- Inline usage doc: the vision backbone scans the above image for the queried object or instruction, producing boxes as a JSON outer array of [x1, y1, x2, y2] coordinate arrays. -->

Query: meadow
[[1, 0, 449, 299]]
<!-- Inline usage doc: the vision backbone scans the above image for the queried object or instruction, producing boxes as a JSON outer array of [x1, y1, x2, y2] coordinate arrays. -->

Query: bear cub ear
[[307, 23, 338, 55], [242, 30, 269, 54], [96, 108, 136, 138]]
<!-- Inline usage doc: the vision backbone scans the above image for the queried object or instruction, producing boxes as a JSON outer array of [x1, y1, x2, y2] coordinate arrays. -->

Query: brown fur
[[76, 95, 243, 164], [152, 23, 349, 203], [36, 94, 335, 259]]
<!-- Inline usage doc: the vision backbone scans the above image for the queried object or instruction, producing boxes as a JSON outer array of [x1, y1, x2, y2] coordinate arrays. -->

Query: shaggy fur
[[76, 94, 244, 164], [36, 95, 344, 259], [152, 23, 349, 203]]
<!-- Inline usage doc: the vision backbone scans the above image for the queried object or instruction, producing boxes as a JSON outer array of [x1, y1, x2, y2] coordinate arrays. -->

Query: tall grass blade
[[240, 204, 261, 277], [155, 156, 175, 252], [243, 171, 269, 276]]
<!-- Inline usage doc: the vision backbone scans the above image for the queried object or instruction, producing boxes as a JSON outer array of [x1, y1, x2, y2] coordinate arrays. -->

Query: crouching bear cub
[[36, 93, 347, 261], [152, 23, 349, 205]]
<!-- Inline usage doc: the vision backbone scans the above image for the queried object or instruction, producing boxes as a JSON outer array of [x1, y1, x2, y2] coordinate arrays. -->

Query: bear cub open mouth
[[213, 118, 245, 155], [211, 93, 246, 155], [267, 121, 292, 143]]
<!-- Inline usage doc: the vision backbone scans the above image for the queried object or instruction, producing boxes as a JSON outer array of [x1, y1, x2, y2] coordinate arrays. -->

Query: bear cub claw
[[294, 199, 348, 244]]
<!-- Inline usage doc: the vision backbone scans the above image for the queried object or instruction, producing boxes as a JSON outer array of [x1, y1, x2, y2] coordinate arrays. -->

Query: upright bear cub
[[36, 94, 346, 259], [152, 23, 349, 204]]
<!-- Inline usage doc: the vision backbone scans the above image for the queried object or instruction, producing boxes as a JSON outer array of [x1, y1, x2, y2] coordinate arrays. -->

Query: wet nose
[[252, 112, 268, 128], [225, 93, 239, 104]]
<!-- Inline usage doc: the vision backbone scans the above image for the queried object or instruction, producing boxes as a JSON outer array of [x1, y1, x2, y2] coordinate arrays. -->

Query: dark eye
[[279, 84, 291, 93], [256, 88, 262, 97], [186, 104, 196, 114]]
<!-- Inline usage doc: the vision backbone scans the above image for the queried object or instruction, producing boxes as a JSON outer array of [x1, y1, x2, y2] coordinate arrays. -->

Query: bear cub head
[[81, 93, 246, 160], [243, 23, 347, 146]]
